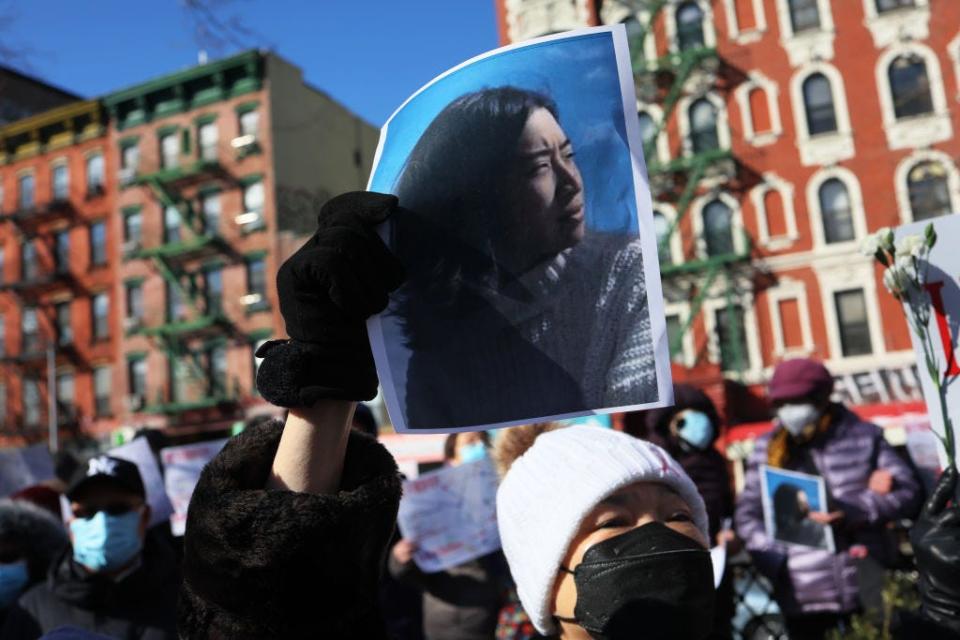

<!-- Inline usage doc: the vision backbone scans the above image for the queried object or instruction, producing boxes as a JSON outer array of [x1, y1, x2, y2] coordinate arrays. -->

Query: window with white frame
[[702, 199, 735, 256], [888, 54, 934, 119], [862, 0, 929, 48], [735, 72, 782, 146], [676, 2, 705, 50], [751, 175, 798, 247], [653, 211, 673, 265], [876, 44, 950, 150], [18, 174, 34, 211], [160, 132, 179, 170], [94, 366, 111, 416], [121, 143, 139, 174], [242, 179, 265, 229], [52, 163, 69, 201], [23, 377, 40, 427], [819, 178, 855, 244], [199, 121, 219, 162], [689, 99, 719, 154], [787, 0, 820, 32], [802, 73, 837, 135], [834, 289, 873, 356], [722, 0, 767, 43], [86, 154, 104, 194], [200, 191, 221, 235], [239, 109, 260, 139], [128, 357, 147, 398], [876, 0, 915, 12], [126, 281, 144, 321], [907, 161, 953, 221]]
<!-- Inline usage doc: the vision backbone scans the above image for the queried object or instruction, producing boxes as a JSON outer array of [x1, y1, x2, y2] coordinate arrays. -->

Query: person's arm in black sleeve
[[896, 466, 960, 640], [178, 192, 406, 640]]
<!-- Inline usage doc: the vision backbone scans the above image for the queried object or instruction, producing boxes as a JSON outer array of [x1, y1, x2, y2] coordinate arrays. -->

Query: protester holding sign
[[389, 432, 508, 640], [2, 455, 178, 639], [735, 358, 923, 640]]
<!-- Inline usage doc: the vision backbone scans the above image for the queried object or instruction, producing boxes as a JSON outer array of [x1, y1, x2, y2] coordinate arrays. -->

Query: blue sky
[[5, 0, 500, 127]]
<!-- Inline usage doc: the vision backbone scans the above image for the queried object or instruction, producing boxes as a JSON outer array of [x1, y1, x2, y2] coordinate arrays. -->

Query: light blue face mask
[[676, 410, 715, 451], [459, 442, 488, 464], [0, 560, 29, 609], [69, 510, 143, 573]]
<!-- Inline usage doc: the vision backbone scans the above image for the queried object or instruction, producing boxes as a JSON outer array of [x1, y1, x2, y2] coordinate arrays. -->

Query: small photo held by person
[[367, 27, 672, 432]]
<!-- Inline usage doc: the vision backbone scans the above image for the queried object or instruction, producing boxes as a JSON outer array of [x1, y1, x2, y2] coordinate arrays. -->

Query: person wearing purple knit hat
[[735, 358, 924, 640]]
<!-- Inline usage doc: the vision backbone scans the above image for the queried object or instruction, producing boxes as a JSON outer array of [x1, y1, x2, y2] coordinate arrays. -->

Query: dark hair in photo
[[392, 86, 558, 345], [773, 483, 806, 531]]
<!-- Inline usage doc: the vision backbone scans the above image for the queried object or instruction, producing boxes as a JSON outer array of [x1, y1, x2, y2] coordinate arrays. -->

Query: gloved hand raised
[[910, 465, 960, 636], [256, 191, 405, 407]]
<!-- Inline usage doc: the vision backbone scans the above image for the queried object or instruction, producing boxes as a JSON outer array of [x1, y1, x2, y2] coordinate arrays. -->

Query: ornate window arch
[[894, 150, 960, 224], [805, 166, 868, 249], [875, 42, 951, 150]]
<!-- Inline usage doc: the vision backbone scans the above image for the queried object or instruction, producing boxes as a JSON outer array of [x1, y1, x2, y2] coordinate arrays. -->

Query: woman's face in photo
[[498, 107, 585, 271]]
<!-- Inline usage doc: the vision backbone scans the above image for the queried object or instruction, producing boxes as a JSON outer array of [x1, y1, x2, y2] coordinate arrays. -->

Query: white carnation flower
[[860, 235, 880, 257], [896, 234, 924, 258]]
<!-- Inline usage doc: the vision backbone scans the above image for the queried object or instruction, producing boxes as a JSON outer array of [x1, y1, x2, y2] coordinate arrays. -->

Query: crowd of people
[[0, 191, 958, 639]]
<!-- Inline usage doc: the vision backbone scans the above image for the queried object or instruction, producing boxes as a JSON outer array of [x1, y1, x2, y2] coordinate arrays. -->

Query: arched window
[[653, 211, 672, 264], [638, 111, 656, 150], [819, 178, 855, 243], [676, 2, 705, 51], [908, 161, 953, 221], [748, 87, 772, 134], [876, 0, 915, 13], [802, 73, 837, 135], [787, 0, 821, 32], [703, 200, 734, 256], [689, 99, 719, 154], [888, 54, 934, 119]]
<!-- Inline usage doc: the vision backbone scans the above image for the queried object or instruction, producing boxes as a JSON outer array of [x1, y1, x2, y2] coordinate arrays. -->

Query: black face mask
[[556, 522, 715, 640]]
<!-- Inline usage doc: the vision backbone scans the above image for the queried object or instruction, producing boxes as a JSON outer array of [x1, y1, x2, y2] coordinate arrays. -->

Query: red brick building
[[494, 0, 958, 462], [0, 100, 119, 447]]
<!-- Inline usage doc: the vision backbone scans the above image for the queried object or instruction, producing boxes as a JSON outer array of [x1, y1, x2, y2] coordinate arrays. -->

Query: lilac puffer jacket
[[735, 406, 923, 616]]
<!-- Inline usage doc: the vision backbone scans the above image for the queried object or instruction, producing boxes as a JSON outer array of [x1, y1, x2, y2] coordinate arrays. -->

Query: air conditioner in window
[[119, 168, 137, 185], [123, 317, 142, 332], [230, 134, 257, 149], [126, 394, 145, 412], [234, 211, 263, 226], [240, 293, 263, 306]]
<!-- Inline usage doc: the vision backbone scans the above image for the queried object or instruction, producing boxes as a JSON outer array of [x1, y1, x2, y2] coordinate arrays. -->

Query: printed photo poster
[[397, 457, 501, 573], [760, 465, 836, 552], [896, 215, 960, 468], [160, 439, 228, 536], [366, 25, 673, 433]]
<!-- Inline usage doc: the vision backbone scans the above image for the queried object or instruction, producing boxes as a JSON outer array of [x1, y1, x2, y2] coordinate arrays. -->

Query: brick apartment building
[[494, 0, 960, 471], [0, 51, 378, 448]]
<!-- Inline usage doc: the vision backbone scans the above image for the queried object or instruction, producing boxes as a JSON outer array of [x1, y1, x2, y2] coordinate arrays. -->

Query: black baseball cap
[[65, 455, 146, 502]]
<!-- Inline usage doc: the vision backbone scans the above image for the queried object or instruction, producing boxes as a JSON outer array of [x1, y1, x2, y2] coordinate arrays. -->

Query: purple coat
[[735, 406, 923, 616]]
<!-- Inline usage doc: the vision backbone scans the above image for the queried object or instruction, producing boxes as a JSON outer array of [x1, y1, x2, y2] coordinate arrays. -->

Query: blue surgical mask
[[459, 442, 487, 464], [0, 560, 29, 609], [677, 410, 714, 450], [69, 510, 143, 573]]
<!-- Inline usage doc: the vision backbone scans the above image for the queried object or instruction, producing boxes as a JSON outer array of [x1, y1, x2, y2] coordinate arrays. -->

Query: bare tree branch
[[180, 0, 272, 55]]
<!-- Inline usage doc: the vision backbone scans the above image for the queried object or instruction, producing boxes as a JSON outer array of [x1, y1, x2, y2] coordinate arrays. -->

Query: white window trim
[[806, 166, 869, 252], [893, 149, 960, 225], [602, 6, 658, 63], [664, 301, 696, 368], [750, 172, 798, 249], [721, 0, 767, 44], [789, 62, 855, 167], [637, 102, 671, 166], [766, 278, 814, 357], [815, 260, 887, 366], [690, 191, 747, 259], [876, 42, 952, 150], [654, 202, 684, 265], [861, 0, 930, 49], [677, 92, 731, 158], [774, 0, 836, 67], [734, 71, 782, 147], [664, 0, 718, 54], [950, 32, 960, 103], [702, 293, 764, 380], [50, 157, 69, 198]]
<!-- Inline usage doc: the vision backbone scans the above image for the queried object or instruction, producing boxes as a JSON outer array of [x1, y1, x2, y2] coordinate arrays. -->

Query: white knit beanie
[[495, 425, 709, 635]]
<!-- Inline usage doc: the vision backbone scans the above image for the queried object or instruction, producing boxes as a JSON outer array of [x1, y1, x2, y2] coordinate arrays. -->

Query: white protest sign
[[160, 439, 227, 536], [0, 444, 55, 496], [110, 437, 174, 528], [397, 457, 501, 573], [895, 215, 960, 468]]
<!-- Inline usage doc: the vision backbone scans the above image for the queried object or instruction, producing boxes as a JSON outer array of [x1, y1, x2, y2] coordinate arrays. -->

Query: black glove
[[255, 191, 405, 407], [910, 465, 960, 637]]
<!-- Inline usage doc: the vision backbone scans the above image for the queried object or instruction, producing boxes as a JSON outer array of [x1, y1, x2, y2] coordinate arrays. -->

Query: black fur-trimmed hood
[[178, 419, 402, 639]]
